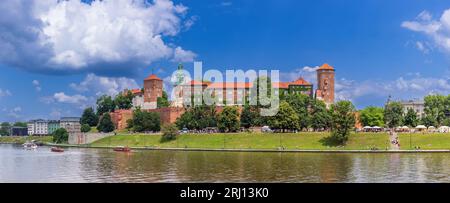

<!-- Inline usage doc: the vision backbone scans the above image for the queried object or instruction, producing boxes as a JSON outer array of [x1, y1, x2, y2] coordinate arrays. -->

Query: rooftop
[[318, 63, 335, 71], [144, 74, 162, 81]]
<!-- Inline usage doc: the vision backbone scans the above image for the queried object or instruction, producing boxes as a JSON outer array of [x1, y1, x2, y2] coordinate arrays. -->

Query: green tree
[[157, 91, 170, 108], [13, 122, 27, 127], [175, 105, 216, 130], [96, 95, 115, 115], [81, 124, 91, 133], [81, 107, 99, 127], [360, 106, 384, 127], [131, 109, 161, 132], [217, 106, 240, 132], [284, 94, 310, 130], [310, 100, 332, 131], [250, 76, 273, 107], [403, 108, 419, 127], [270, 101, 300, 132], [240, 104, 258, 129], [114, 90, 134, 110], [161, 123, 179, 142], [384, 101, 404, 128], [421, 115, 436, 127], [52, 128, 69, 144], [424, 95, 446, 126], [329, 101, 356, 144], [0, 122, 11, 136], [97, 113, 115, 133]]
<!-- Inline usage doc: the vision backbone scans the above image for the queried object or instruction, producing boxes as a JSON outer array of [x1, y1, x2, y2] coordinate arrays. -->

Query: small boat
[[23, 142, 38, 150], [51, 147, 65, 153], [113, 146, 131, 152]]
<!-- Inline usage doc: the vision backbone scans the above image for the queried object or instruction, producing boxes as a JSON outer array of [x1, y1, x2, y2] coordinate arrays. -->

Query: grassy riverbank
[[0, 136, 53, 144], [91, 132, 392, 150], [398, 133, 450, 150]]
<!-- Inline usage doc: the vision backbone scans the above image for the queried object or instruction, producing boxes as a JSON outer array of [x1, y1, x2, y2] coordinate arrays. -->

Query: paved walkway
[[389, 131, 400, 150]]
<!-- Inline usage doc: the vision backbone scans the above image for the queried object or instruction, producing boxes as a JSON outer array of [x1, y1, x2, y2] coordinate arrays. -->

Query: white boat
[[23, 142, 38, 150]]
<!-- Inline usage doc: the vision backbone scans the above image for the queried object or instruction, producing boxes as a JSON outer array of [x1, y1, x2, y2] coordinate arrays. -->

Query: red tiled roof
[[273, 82, 289, 89], [184, 78, 312, 89], [186, 80, 208, 86], [291, 77, 311, 85], [130, 89, 142, 95], [318, 63, 334, 70], [144, 74, 162, 81], [207, 82, 253, 89]]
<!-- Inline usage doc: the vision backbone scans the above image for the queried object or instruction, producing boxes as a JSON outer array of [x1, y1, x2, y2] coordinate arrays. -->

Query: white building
[[400, 99, 425, 118], [60, 117, 81, 134], [27, 119, 49, 135]]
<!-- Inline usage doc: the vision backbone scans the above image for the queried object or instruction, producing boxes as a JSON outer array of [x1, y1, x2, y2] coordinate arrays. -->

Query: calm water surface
[[1, 144, 450, 183]]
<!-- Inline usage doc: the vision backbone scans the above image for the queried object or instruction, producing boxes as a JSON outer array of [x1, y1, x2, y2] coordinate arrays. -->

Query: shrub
[[161, 124, 179, 142]]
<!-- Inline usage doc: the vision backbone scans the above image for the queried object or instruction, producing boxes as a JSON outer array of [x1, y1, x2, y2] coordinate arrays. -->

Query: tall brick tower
[[316, 63, 335, 106], [143, 74, 163, 110]]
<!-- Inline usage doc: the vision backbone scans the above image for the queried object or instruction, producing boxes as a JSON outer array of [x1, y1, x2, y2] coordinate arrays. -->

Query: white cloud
[[32, 80, 41, 92], [280, 66, 319, 86], [402, 9, 450, 54], [0, 88, 12, 97], [172, 47, 197, 62], [0, 0, 196, 74], [415, 41, 431, 54], [417, 11, 432, 21], [70, 73, 139, 96], [53, 92, 88, 104], [184, 15, 198, 30], [334, 73, 450, 102], [5, 106, 23, 119]]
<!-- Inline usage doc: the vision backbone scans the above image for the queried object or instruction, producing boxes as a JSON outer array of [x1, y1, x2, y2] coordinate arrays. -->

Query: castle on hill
[[111, 63, 336, 129]]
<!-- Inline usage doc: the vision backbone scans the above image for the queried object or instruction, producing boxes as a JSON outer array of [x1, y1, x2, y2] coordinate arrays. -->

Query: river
[[1, 144, 449, 183]]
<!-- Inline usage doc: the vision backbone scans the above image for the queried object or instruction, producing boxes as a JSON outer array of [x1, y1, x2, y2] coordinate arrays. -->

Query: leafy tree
[[81, 124, 91, 133], [161, 123, 179, 142], [329, 101, 356, 144], [384, 101, 403, 128], [284, 94, 311, 130], [13, 122, 27, 127], [421, 115, 436, 127], [175, 105, 216, 130], [96, 95, 115, 115], [157, 91, 170, 108], [424, 95, 446, 126], [131, 109, 160, 132], [270, 101, 300, 132], [310, 100, 332, 131], [240, 104, 258, 129], [114, 90, 134, 110], [0, 122, 11, 136], [250, 76, 273, 107], [52, 128, 69, 144], [81, 107, 99, 127], [403, 108, 419, 127], [217, 106, 240, 132], [97, 113, 115, 133], [360, 106, 384, 127]]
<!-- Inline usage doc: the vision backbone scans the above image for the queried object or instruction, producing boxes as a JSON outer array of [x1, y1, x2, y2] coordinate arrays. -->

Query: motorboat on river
[[23, 142, 38, 150], [113, 146, 131, 152], [51, 147, 64, 153]]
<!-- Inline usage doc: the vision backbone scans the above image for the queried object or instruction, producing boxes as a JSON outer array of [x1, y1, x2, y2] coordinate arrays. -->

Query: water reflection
[[1, 144, 450, 183]]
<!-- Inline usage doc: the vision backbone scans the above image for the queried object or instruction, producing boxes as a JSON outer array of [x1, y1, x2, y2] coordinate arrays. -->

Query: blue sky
[[1, 0, 450, 122]]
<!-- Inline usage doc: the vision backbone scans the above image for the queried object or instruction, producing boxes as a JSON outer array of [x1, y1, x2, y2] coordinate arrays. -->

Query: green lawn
[[91, 132, 391, 150], [0, 136, 53, 144], [398, 133, 450, 150]]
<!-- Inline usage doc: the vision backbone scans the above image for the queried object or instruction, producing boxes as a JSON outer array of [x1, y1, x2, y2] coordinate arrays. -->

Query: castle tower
[[316, 63, 335, 106], [143, 73, 163, 110]]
